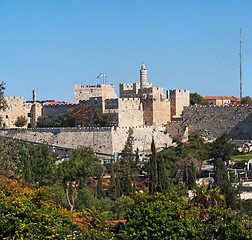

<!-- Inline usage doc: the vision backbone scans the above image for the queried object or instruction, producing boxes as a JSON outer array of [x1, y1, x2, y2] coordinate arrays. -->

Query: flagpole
[[97, 73, 106, 84]]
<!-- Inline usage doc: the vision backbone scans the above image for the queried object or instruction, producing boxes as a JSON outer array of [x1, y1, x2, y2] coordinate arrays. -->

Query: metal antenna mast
[[240, 28, 243, 100]]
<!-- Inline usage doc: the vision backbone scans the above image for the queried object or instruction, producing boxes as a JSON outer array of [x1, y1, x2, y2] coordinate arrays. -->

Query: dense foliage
[[0, 132, 252, 239], [190, 92, 208, 105], [0, 177, 82, 239], [117, 192, 252, 240]]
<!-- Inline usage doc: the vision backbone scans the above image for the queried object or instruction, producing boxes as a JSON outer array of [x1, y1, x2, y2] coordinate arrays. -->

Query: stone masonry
[[0, 126, 172, 156], [167, 105, 252, 141]]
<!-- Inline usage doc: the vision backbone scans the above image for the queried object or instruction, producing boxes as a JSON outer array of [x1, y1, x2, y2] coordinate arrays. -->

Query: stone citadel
[[0, 64, 189, 154], [1, 64, 189, 129], [2, 64, 252, 155]]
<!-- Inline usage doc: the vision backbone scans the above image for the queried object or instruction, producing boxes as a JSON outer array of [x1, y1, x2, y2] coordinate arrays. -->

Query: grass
[[231, 154, 252, 161]]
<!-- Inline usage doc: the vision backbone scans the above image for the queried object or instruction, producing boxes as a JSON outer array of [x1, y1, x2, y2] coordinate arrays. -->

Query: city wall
[[0, 126, 172, 156], [168, 105, 252, 140]]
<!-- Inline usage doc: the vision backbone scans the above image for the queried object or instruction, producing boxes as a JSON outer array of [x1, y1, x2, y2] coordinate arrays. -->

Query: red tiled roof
[[47, 101, 61, 105], [203, 96, 240, 103]]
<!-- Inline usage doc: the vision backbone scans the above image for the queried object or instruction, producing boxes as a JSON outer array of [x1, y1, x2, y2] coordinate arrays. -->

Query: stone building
[[74, 84, 116, 111], [203, 96, 240, 106], [0, 92, 42, 129], [0, 64, 190, 128], [117, 64, 186, 126]]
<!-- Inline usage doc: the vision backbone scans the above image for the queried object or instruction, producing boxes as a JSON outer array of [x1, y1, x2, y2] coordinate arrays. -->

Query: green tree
[[187, 133, 209, 161], [117, 127, 135, 196], [93, 109, 111, 127], [114, 195, 134, 219], [37, 114, 75, 128], [149, 137, 158, 193], [186, 160, 197, 190], [190, 92, 206, 105], [209, 133, 235, 165], [240, 96, 252, 104], [19, 143, 33, 182], [191, 185, 226, 210], [107, 170, 117, 200], [203, 207, 252, 240], [37, 115, 58, 127], [117, 193, 204, 239], [61, 146, 101, 210], [0, 177, 82, 239], [93, 161, 106, 199], [116, 192, 252, 240], [214, 158, 239, 209], [0, 138, 20, 178], [31, 143, 56, 187], [14, 115, 28, 127]]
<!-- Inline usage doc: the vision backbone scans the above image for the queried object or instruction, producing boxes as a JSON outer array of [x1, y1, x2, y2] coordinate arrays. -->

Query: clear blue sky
[[1, 0, 252, 102]]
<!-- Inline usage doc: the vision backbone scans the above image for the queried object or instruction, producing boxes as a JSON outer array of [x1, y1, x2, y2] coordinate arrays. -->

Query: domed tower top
[[140, 63, 148, 89], [141, 63, 146, 70]]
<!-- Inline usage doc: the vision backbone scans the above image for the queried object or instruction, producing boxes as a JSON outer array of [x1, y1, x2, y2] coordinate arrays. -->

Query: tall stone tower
[[140, 63, 148, 89], [31, 89, 37, 128]]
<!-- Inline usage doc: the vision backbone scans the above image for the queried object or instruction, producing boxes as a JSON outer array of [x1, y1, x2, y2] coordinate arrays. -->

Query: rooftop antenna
[[239, 28, 243, 100]]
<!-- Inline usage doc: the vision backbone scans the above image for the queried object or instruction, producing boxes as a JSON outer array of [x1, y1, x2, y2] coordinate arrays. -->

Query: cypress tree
[[107, 170, 117, 200], [214, 158, 238, 209], [149, 137, 158, 193]]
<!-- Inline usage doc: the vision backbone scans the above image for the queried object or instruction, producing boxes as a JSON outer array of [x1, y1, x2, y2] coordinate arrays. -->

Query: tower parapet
[[168, 89, 190, 119]]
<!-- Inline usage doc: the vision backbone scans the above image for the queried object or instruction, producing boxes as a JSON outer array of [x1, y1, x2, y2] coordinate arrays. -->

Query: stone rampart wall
[[112, 126, 172, 153], [179, 105, 252, 140], [118, 98, 143, 127], [0, 126, 172, 156], [1, 97, 26, 128], [42, 104, 76, 116]]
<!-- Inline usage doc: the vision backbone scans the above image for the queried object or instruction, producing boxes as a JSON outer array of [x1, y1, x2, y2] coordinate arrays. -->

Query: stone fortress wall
[[74, 84, 116, 111], [0, 64, 189, 154], [168, 89, 190, 118], [1, 64, 189, 129], [119, 83, 141, 98], [0, 125, 172, 156], [117, 98, 143, 127], [167, 105, 252, 141], [2, 97, 26, 128]]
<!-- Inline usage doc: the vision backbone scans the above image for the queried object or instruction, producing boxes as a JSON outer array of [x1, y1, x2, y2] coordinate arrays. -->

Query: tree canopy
[[190, 92, 207, 105], [0, 177, 82, 239], [69, 103, 92, 127], [117, 192, 252, 240], [14, 115, 28, 127]]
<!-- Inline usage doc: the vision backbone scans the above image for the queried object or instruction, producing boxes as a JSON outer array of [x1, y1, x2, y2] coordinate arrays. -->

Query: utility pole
[[240, 28, 243, 100]]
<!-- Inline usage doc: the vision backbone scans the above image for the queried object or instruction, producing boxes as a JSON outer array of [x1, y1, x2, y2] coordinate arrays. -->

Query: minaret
[[31, 89, 37, 128], [140, 63, 148, 89], [33, 89, 37, 102]]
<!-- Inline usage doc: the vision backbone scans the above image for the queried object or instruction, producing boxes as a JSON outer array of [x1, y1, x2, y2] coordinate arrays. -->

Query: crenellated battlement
[[0, 64, 190, 129], [119, 98, 141, 102]]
